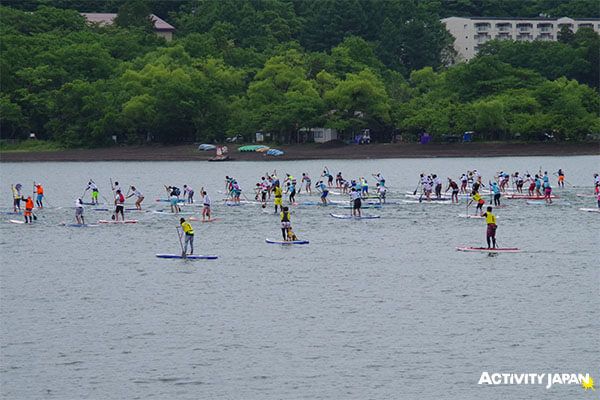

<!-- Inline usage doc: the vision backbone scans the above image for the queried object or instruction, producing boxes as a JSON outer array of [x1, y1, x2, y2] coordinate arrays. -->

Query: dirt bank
[[1, 142, 598, 162]]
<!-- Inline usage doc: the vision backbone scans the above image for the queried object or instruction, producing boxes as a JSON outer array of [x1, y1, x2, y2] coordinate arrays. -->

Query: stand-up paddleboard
[[97, 219, 138, 224], [402, 199, 457, 205], [579, 208, 600, 213], [152, 210, 197, 216], [93, 207, 139, 211], [155, 254, 218, 260], [60, 223, 99, 227], [8, 219, 26, 224], [576, 194, 596, 198], [1, 211, 22, 215], [330, 213, 380, 219], [155, 198, 185, 203], [457, 246, 521, 253], [225, 202, 241, 207], [337, 204, 382, 209], [505, 194, 557, 199], [458, 214, 485, 219], [265, 238, 309, 245]]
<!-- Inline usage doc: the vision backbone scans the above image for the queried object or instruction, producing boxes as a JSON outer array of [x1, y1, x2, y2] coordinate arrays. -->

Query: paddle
[[412, 179, 421, 195], [176, 226, 186, 258], [110, 178, 116, 220]]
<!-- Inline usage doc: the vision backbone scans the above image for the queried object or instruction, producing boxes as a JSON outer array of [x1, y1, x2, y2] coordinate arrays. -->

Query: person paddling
[[34, 182, 44, 208], [445, 178, 459, 203], [11, 184, 22, 212], [180, 218, 194, 256], [126, 186, 144, 210], [201, 188, 211, 222], [557, 169, 565, 188], [280, 206, 292, 241], [23, 196, 34, 223], [490, 181, 501, 206], [75, 198, 85, 224], [482, 206, 497, 249], [350, 187, 362, 217], [273, 182, 283, 213], [114, 189, 125, 221], [85, 180, 99, 205], [468, 190, 485, 216], [183, 185, 194, 204]]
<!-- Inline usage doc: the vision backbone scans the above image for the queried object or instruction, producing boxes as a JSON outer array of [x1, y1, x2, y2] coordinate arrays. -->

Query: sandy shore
[[1, 142, 598, 162]]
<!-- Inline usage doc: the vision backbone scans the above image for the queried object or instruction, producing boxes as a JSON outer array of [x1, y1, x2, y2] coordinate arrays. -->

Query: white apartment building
[[442, 16, 600, 61]]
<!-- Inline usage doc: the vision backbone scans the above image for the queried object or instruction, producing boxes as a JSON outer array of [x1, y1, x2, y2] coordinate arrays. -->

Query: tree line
[[0, 1, 598, 147]]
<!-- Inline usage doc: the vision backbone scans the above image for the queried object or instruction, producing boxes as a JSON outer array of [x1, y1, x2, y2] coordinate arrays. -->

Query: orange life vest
[[25, 198, 34, 210], [36, 185, 44, 195]]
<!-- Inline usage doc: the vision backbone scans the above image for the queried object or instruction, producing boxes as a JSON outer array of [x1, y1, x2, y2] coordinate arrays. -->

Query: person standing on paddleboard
[[557, 169, 565, 188], [180, 218, 194, 256], [201, 189, 211, 221], [514, 172, 524, 193], [11, 184, 22, 212], [446, 178, 459, 203], [75, 198, 85, 225], [114, 190, 125, 221], [376, 183, 387, 204], [273, 182, 283, 213], [482, 206, 497, 249], [126, 186, 144, 210], [23, 196, 34, 223], [34, 183, 44, 208], [165, 185, 181, 213], [543, 180, 553, 204], [322, 167, 334, 188], [491, 181, 501, 206], [316, 180, 329, 205], [432, 174, 442, 199], [301, 173, 312, 194], [534, 175, 542, 196], [85, 180, 100, 205], [469, 190, 485, 216], [351, 187, 362, 217], [280, 206, 292, 241], [183, 185, 194, 204], [460, 173, 468, 194]]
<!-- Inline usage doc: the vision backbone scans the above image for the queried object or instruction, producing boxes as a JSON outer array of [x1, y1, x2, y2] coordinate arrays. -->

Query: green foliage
[[0, 2, 599, 148]]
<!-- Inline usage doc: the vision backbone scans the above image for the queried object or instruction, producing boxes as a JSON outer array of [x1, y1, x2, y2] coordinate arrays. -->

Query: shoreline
[[0, 142, 598, 162]]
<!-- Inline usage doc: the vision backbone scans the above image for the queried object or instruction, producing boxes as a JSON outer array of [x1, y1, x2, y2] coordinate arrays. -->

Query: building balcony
[[578, 23, 593, 29], [475, 23, 491, 32], [495, 33, 512, 40], [496, 23, 512, 31], [538, 27, 553, 33], [516, 34, 533, 41], [536, 34, 554, 41], [558, 23, 573, 29], [517, 24, 533, 32]]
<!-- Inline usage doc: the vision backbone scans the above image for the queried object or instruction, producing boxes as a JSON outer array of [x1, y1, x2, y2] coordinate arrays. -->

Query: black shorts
[[115, 205, 124, 213], [353, 198, 362, 209]]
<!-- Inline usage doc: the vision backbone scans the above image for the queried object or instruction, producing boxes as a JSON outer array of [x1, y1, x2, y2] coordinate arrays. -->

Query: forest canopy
[[1, 0, 598, 147]]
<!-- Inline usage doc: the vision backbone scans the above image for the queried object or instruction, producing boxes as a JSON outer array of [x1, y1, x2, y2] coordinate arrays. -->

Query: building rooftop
[[81, 13, 175, 31], [444, 16, 600, 21]]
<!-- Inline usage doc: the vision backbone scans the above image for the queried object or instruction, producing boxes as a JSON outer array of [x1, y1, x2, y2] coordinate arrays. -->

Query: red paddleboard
[[98, 220, 138, 224], [457, 247, 521, 253], [505, 194, 557, 199]]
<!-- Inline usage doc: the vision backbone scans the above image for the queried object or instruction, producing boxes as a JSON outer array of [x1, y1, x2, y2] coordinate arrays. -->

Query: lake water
[[0, 156, 598, 399]]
